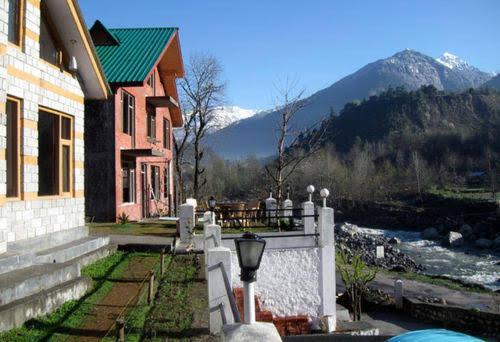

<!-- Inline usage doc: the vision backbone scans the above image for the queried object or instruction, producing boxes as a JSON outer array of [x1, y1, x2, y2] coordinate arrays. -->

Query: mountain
[[209, 106, 259, 133], [293, 86, 500, 154], [204, 49, 493, 159], [484, 74, 500, 90]]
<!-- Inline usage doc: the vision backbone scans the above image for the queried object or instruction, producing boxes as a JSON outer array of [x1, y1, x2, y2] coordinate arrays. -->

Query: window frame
[[121, 90, 135, 136], [39, 2, 68, 69], [147, 71, 156, 95], [147, 104, 156, 140], [163, 118, 170, 149], [8, 0, 24, 47], [150, 165, 160, 199], [37, 107, 74, 198], [6, 96, 22, 200], [163, 163, 170, 200], [121, 162, 136, 204]]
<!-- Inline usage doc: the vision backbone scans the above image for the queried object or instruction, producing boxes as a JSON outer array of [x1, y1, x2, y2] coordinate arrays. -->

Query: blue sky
[[80, 0, 500, 110]]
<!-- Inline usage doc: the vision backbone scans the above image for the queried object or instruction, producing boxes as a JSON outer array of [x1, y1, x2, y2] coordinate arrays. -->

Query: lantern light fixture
[[234, 232, 266, 324], [234, 232, 266, 282], [208, 196, 217, 211]]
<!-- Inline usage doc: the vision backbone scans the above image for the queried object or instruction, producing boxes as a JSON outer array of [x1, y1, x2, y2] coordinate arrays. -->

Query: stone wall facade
[[0, 0, 87, 250], [403, 297, 500, 338]]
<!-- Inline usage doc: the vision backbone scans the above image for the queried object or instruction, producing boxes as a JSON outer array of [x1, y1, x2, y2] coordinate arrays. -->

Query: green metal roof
[[94, 26, 177, 84]]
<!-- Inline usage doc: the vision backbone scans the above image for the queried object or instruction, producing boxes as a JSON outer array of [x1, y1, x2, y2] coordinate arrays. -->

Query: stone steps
[[0, 261, 80, 306], [35, 236, 110, 264], [8, 226, 89, 254], [0, 276, 92, 332], [0, 226, 116, 332]]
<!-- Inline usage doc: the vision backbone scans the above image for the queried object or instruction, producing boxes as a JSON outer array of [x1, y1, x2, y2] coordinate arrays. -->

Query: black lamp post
[[208, 196, 217, 224], [234, 232, 266, 323], [208, 196, 217, 211]]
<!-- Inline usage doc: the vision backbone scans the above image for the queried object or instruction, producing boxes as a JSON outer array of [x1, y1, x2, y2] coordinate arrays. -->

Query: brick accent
[[233, 287, 311, 337]]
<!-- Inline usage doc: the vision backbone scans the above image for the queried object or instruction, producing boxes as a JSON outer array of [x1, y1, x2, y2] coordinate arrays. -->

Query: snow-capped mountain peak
[[209, 106, 260, 132], [436, 52, 470, 70]]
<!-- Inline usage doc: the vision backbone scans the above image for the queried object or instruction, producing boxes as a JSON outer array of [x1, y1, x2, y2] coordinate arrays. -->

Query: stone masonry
[[0, 0, 87, 250]]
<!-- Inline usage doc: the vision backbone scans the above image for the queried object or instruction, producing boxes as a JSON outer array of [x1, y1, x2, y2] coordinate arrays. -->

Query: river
[[356, 227, 500, 291]]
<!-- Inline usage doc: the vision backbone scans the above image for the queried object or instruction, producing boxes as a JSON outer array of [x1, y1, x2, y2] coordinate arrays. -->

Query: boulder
[[459, 224, 473, 238], [422, 227, 440, 240], [442, 231, 464, 247], [388, 237, 401, 245], [475, 238, 492, 249]]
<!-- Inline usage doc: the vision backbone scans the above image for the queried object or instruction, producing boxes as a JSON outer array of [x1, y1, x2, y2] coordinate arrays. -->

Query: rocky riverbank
[[335, 223, 424, 273], [421, 216, 500, 252]]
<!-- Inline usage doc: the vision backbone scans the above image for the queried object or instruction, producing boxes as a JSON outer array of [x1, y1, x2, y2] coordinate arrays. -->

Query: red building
[[85, 21, 184, 222]]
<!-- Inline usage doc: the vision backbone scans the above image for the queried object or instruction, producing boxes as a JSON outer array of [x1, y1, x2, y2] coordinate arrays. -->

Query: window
[[163, 118, 170, 149], [122, 91, 135, 135], [147, 72, 156, 95], [8, 0, 23, 46], [6, 97, 20, 198], [122, 162, 135, 203], [147, 105, 156, 140], [163, 163, 170, 200], [40, 7, 64, 67], [151, 166, 160, 199], [38, 109, 73, 196]]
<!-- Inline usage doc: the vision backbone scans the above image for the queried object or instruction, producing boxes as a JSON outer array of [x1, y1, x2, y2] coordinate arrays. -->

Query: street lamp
[[234, 232, 266, 324], [208, 196, 217, 224], [307, 185, 315, 202], [320, 188, 330, 207]]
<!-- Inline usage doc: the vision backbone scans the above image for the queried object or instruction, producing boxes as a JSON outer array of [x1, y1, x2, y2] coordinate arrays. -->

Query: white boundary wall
[[230, 247, 321, 318]]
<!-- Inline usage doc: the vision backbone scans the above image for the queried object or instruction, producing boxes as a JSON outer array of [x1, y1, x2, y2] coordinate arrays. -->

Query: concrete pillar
[[204, 224, 221, 255], [376, 246, 385, 259], [282, 199, 293, 218], [179, 203, 195, 243], [203, 211, 214, 225], [318, 206, 336, 332], [394, 279, 403, 309], [265, 196, 277, 225], [207, 247, 234, 334], [302, 201, 315, 235]]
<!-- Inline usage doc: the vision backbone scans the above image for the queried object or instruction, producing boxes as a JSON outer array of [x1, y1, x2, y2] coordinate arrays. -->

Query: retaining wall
[[403, 297, 500, 338]]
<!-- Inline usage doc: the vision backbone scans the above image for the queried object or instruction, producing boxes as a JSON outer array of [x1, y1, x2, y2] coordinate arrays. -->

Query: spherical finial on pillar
[[306, 185, 315, 202], [320, 188, 330, 207]]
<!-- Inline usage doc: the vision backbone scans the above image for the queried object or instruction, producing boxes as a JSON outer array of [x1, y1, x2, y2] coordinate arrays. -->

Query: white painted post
[[202, 211, 214, 225], [302, 201, 315, 235], [282, 199, 293, 218], [376, 245, 385, 259], [394, 279, 403, 309], [207, 247, 234, 334], [265, 196, 277, 225], [318, 189, 336, 333], [204, 224, 221, 255], [243, 281, 256, 324], [179, 203, 195, 243]]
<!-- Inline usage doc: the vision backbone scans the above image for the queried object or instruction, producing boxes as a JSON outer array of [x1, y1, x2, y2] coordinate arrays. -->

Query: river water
[[356, 227, 500, 291]]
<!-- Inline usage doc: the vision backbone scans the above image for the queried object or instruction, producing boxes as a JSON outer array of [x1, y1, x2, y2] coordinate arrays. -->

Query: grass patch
[[143, 255, 204, 340], [88, 221, 177, 237], [427, 187, 499, 202], [381, 269, 492, 294], [0, 251, 131, 341]]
